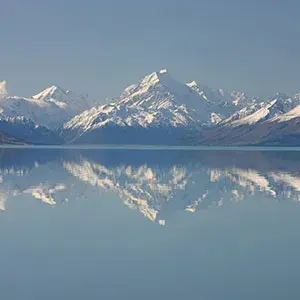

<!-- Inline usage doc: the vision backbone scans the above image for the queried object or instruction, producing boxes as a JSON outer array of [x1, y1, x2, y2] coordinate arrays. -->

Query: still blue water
[[0, 148, 300, 299]]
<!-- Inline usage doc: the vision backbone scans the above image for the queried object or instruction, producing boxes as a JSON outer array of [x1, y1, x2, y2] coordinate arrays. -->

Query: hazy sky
[[1, 0, 300, 102]]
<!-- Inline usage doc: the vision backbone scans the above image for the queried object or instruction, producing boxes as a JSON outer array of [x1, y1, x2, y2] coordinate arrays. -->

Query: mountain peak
[[120, 69, 179, 102], [159, 69, 168, 74], [143, 69, 170, 80], [32, 85, 68, 100], [140, 72, 160, 87], [136, 69, 174, 92], [0, 80, 8, 97], [186, 81, 198, 88]]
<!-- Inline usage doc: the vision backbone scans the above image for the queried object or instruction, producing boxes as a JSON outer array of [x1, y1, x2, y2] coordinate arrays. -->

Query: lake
[[0, 147, 300, 299]]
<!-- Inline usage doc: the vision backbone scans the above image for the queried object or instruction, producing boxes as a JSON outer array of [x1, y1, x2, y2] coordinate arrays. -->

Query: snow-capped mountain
[[63, 69, 242, 144], [2, 69, 300, 145], [0, 82, 91, 130], [63, 69, 300, 146], [0, 116, 63, 144], [0, 81, 94, 144], [0, 81, 8, 98], [221, 93, 298, 126], [192, 93, 300, 146], [32, 85, 90, 114]]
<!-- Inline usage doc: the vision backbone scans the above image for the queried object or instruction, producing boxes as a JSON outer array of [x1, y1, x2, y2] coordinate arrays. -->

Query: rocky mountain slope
[[0, 130, 24, 144]]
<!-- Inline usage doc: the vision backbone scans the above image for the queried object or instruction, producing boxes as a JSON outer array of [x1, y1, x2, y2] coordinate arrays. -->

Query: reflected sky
[[1, 148, 300, 299]]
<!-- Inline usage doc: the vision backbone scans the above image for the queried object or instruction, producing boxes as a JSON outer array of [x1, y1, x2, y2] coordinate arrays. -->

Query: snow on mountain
[[0, 81, 8, 98], [230, 99, 278, 126], [63, 69, 300, 145], [186, 82, 260, 112], [119, 69, 206, 111], [186, 80, 230, 104], [231, 90, 258, 107], [192, 94, 300, 146], [0, 192, 5, 211], [63, 70, 241, 143], [0, 82, 91, 130], [32, 85, 69, 101], [0, 116, 63, 144], [3, 69, 300, 145], [32, 85, 90, 113], [220, 92, 299, 127], [271, 104, 300, 123], [220, 102, 264, 125]]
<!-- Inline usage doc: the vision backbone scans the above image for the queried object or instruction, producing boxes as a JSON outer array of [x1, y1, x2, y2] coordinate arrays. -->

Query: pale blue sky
[[1, 0, 300, 102]]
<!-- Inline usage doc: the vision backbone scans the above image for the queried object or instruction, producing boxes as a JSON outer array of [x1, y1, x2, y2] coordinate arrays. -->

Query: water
[[1, 147, 300, 299]]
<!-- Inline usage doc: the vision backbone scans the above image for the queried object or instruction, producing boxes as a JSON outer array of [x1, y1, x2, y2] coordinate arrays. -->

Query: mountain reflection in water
[[1, 148, 300, 224]]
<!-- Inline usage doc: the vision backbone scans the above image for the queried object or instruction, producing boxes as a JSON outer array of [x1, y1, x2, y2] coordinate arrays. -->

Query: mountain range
[[1, 70, 300, 145]]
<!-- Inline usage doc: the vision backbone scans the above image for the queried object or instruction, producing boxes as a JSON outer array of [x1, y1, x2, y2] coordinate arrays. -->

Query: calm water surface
[[0, 148, 300, 299]]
